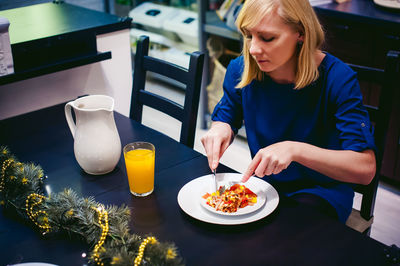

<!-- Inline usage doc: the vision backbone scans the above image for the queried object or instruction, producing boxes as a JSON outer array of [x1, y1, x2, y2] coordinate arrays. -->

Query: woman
[[201, 0, 376, 223]]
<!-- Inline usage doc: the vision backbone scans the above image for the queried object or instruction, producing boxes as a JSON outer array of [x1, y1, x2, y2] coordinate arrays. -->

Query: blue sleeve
[[328, 62, 376, 152], [211, 57, 244, 134]]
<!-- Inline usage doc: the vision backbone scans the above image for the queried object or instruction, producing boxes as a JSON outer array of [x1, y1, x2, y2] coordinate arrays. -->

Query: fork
[[224, 180, 242, 190], [224, 175, 255, 190], [212, 169, 218, 191]]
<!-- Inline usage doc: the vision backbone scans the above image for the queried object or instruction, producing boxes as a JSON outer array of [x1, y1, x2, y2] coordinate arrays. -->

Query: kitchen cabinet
[[198, 0, 400, 184], [0, 2, 133, 120]]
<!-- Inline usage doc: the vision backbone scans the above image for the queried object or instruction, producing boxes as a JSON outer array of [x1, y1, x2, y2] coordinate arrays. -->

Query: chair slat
[[348, 64, 384, 83], [365, 105, 378, 123], [143, 56, 189, 85], [138, 90, 184, 122]]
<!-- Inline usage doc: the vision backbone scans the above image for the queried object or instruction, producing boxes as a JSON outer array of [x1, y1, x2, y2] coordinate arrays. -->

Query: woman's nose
[[249, 38, 262, 56]]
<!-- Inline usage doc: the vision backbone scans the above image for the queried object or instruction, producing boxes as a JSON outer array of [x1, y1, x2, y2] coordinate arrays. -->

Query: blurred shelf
[[204, 11, 241, 41]]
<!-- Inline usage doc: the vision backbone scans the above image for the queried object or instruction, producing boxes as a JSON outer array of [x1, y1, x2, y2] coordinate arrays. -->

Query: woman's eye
[[245, 34, 252, 40], [262, 37, 274, 42]]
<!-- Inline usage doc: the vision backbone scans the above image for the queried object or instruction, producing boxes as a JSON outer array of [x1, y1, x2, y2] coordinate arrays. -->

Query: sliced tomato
[[240, 200, 249, 208], [244, 187, 257, 197], [229, 184, 242, 191], [202, 193, 210, 199]]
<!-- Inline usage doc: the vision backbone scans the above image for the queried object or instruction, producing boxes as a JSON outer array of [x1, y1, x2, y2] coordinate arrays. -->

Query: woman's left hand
[[241, 140, 376, 185], [242, 141, 297, 182]]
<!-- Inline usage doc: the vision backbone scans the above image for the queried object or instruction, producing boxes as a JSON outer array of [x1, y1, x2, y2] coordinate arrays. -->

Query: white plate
[[177, 173, 279, 225], [199, 178, 267, 216]]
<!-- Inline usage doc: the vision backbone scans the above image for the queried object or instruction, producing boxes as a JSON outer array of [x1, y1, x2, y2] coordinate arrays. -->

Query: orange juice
[[124, 147, 155, 196]]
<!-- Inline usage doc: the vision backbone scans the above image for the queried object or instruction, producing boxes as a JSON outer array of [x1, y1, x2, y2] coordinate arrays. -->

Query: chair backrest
[[130, 36, 205, 148], [348, 50, 400, 232]]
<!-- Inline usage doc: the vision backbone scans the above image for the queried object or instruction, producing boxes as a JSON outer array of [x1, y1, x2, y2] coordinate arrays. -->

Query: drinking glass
[[123, 142, 155, 196]]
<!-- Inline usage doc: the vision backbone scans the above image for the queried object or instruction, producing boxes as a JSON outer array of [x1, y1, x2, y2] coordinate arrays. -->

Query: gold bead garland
[[134, 236, 158, 266], [91, 205, 109, 266], [25, 193, 51, 232], [0, 158, 14, 191], [1, 147, 182, 265]]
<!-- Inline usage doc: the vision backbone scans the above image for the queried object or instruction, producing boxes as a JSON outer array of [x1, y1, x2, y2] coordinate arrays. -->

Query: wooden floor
[[143, 77, 400, 247]]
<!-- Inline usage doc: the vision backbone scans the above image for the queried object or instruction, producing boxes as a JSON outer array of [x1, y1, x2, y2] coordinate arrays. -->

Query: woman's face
[[244, 9, 302, 76]]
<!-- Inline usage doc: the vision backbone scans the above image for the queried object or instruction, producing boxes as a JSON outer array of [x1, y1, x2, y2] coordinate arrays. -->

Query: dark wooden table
[[0, 103, 390, 265]]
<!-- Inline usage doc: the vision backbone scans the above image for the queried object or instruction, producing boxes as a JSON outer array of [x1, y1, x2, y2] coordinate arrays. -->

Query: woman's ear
[[296, 34, 304, 48]]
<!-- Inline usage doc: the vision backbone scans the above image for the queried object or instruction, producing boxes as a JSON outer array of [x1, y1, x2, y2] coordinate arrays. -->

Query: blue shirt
[[211, 53, 375, 223]]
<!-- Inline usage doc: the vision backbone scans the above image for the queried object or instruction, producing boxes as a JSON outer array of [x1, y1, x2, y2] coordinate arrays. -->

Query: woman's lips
[[257, 59, 269, 63]]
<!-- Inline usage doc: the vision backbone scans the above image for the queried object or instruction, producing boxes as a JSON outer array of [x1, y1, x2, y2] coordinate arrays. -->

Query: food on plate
[[202, 184, 257, 213]]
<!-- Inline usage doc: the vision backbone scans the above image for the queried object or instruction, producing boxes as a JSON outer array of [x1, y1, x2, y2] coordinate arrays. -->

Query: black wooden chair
[[345, 50, 400, 235], [130, 36, 205, 148]]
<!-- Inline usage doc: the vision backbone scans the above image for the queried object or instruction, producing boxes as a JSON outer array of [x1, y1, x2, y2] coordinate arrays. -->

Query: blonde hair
[[236, 0, 324, 89]]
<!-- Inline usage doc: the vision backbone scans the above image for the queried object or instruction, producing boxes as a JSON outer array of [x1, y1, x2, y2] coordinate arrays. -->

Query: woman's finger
[[220, 138, 230, 159], [242, 154, 261, 182], [201, 136, 214, 170], [273, 163, 286, 175], [264, 156, 278, 176], [255, 156, 269, 177], [211, 138, 222, 170]]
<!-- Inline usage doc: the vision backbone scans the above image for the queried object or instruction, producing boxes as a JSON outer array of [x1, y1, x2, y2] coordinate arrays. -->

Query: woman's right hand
[[200, 121, 234, 170]]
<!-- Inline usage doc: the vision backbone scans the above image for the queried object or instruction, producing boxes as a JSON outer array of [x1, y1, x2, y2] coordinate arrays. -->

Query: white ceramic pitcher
[[65, 95, 121, 175]]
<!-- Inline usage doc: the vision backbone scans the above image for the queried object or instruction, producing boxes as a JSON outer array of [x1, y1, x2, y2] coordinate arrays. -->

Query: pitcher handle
[[65, 101, 76, 138]]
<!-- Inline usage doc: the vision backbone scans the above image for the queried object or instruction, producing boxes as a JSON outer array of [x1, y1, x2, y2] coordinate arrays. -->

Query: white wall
[[0, 28, 132, 120]]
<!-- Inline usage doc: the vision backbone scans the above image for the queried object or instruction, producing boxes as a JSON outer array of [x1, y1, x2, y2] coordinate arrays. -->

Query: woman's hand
[[241, 141, 376, 185], [201, 122, 234, 170], [242, 141, 296, 182]]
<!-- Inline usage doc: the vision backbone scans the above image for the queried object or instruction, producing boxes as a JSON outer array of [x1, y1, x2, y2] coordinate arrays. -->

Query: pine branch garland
[[0, 146, 184, 266]]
